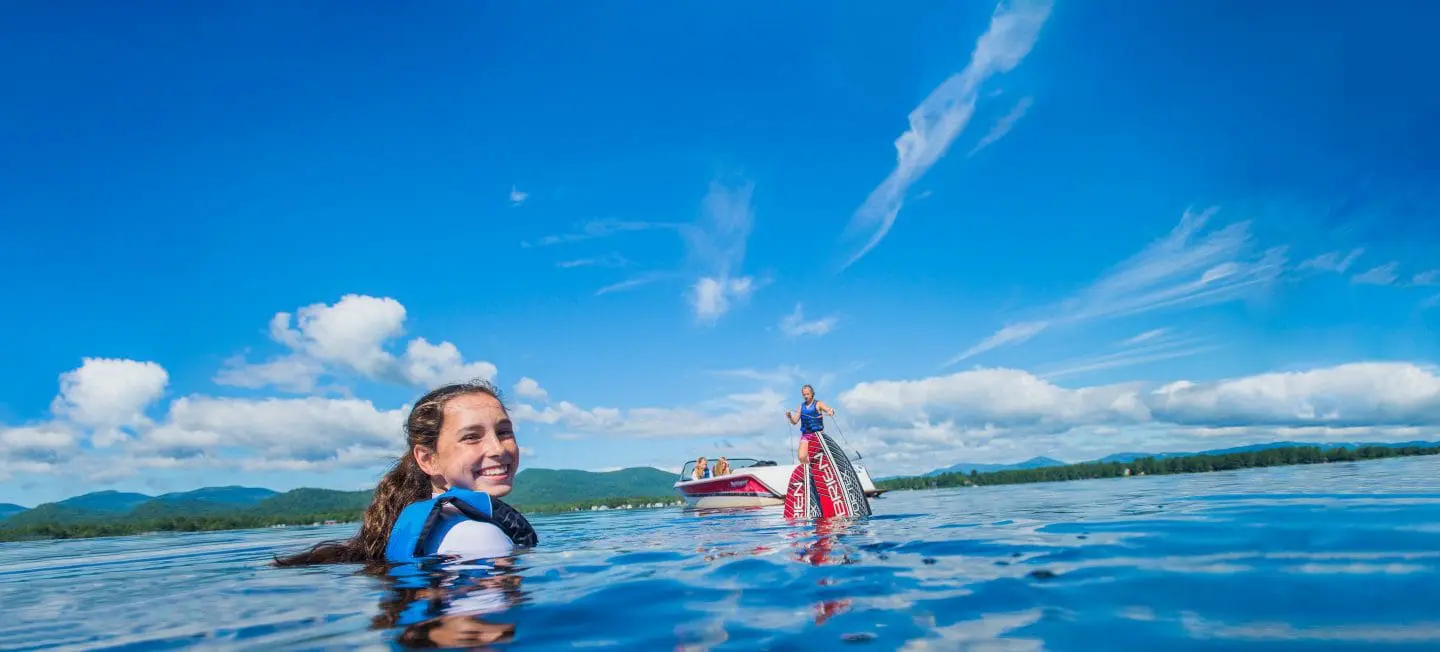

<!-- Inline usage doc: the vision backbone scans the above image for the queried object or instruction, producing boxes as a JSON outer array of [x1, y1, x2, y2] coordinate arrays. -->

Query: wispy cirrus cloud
[[682, 179, 762, 323], [1038, 329, 1220, 380], [840, 0, 1052, 270], [1297, 247, 1364, 274], [967, 95, 1034, 157], [1352, 261, 1400, 286], [556, 252, 630, 269], [947, 206, 1288, 366], [778, 303, 839, 338], [1411, 269, 1438, 287], [509, 185, 528, 207], [522, 219, 680, 248]]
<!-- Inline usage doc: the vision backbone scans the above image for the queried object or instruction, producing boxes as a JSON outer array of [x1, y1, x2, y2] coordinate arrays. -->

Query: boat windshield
[[678, 457, 777, 480]]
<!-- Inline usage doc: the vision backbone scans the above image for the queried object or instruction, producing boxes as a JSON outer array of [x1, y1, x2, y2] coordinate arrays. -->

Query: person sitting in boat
[[713, 457, 731, 477], [692, 456, 711, 481], [274, 380, 538, 566], [785, 384, 836, 464]]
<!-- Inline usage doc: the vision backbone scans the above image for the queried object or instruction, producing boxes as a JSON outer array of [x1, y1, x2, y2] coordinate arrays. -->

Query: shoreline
[[875, 444, 1440, 492]]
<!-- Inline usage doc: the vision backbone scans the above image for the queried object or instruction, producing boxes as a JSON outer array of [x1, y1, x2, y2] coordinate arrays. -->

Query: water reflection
[[372, 555, 527, 649]]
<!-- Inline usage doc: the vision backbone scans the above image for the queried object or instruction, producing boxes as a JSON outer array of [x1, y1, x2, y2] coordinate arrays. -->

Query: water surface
[[5, 456, 1440, 650]]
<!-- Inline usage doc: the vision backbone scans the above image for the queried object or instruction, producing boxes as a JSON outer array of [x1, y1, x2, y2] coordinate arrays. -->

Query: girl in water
[[275, 380, 537, 566]]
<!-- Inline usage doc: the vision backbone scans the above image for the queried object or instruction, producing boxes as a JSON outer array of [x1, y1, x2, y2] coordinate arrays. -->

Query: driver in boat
[[785, 384, 836, 465]]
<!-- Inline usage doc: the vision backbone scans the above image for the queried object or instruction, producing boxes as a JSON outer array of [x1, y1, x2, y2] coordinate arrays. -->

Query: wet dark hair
[[273, 380, 508, 566]]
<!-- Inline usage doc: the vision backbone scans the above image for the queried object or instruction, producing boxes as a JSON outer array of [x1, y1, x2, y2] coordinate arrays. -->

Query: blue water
[[5, 456, 1440, 651]]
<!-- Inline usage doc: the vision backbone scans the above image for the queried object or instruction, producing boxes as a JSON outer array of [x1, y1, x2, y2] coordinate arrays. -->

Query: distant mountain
[[57, 490, 153, 513], [154, 486, 279, 505], [3, 490, 155, 528], [129, 486, 281, 519], [0, 503, 27, 521], [918, 456, 1066, 478]]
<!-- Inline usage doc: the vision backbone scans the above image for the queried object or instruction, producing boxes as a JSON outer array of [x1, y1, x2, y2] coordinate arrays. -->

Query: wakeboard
[[783, 431, 872, 519]]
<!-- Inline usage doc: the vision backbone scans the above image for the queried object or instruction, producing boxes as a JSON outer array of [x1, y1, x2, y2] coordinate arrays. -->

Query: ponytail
[[273, 452, 431, 566]]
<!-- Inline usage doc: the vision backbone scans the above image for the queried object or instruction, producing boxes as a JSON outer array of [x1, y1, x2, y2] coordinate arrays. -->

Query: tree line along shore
[[0, 495, 686, 543], [875, 443, 1440, 492]]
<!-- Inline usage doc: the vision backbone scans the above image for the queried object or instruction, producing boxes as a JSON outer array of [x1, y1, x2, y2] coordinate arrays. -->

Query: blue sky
[[3, 0, 1438, 505]]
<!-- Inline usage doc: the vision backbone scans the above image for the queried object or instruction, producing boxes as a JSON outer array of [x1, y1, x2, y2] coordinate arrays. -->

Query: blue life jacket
[[799, 401, 824, 434], [384, 487, 539, 564]]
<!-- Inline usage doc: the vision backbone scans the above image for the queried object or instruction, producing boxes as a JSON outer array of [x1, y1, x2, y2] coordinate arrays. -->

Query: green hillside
[[0, 467, 682, 542], [505, 467, 676, 507], [0, 503, 27, 521]]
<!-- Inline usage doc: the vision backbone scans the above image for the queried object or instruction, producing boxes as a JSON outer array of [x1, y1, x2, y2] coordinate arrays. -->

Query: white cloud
[[779, 303, 839, 338], [840, 367, 1151, 430], [823, 360, 1440, 474], [513, 377, 548, 401], [215, 294, 496, 392], [1148, 362, 1440, 427], [510, 185, 528, 206], [967, 95, 1033, 157], [840, 0, 1052, 269], [399, 337, 498, 387], [49, 357, 169, 443], [1412, 270, 1439, 287], [1352, 262, 1400, 286], [212, 354, 325, 394], [0, 425, 80, 466], [512, 389, 785, 440], [679, 179, 762, 323], [950, 207, 1287, 364], [270, 294, 406, 377], [151, 395, 405, 464], [689, 276, 757, 324]]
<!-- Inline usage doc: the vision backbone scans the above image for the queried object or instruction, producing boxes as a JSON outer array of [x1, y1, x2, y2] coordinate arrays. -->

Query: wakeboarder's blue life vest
[[384, 487, 539, 564], [800, 400, 824, 434]]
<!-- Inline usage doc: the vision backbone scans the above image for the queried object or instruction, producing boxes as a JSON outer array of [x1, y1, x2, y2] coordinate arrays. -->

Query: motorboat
[[674, 458, 794, 509], [674, 452, 886, 509]]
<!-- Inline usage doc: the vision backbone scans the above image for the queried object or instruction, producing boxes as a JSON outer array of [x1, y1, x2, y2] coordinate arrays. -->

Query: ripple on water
[[5, 456, 1440, 650]]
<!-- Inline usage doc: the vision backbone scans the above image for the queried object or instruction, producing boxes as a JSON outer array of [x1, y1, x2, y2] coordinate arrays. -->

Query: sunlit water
[[5, 456, 1440, 651]]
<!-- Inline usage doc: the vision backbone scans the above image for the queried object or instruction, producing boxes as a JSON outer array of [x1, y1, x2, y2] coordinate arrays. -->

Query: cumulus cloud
[[215, 294, 497, 392], [840, 367, 1151, 430], [510, 185, 528, 206], [513, 377, 548, 401], [145, 395, 405, 464], [512, 389, 785, 440], [841, 0, 1052, 269], [49, 357, 169, 445], [1148, 362, 1440, 428]]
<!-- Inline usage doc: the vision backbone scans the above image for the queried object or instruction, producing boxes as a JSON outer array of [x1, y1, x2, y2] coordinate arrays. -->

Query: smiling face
[[413, 392, 519, 497], [801, 386, 814, 403]]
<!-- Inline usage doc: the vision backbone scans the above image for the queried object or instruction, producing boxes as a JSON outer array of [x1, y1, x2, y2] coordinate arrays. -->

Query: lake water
[[5, 456, 1440, 651]]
